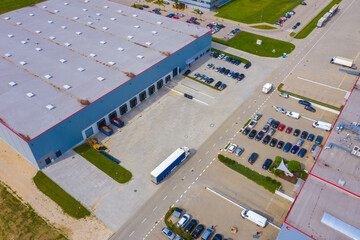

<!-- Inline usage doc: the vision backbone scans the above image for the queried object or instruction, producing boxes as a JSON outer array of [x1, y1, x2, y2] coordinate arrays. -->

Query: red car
[[286, 126, 293, 134], [278, 124, 286, 131]]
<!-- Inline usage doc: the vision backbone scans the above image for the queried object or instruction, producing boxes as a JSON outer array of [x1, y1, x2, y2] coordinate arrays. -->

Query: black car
[[255, 131, 265, 141], [207, 78, 214, 84], [231, 58, 237, 64], [214, 81, 222, 88], [248, 129, 257, 139], [237, 73, 245, 80], [277, 140, 285, 149], [272, 121, 280, 128], [298, 99, 311, 106], [262, 135, 271, 145], [213, 234, 223, 240], [242, 127, 251, 135], [262, 158, 273, 170], [184, 219, 198, 233], [305, 105, 316, 112], [248, 152, 259, 165], [213, 52, 219, 58], [269, 138, 278, 147], [244, 62, 252, 69], [142, 4, 149, 7], [224, 69, 230, 75], [301, 131, 308, 139], [293, 129, 301, 136], [220, 67, 226, 73], [184, 69, 191, 75], [192, 224, 205, 238], [227, 57, 232, 62], [235, 59, 241, 65]]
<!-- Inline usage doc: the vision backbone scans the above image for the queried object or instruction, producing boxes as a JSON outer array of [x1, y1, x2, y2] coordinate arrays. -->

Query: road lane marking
[[297, 76, 349, 93], [142, 218, 147, 223], [198, 159, 202, 162], [153, 206, 157, 211], [129, 231, 135, 237], [213, 143, 216, 147], [173, 185, 177, 190], [163, 196, 167, 200]]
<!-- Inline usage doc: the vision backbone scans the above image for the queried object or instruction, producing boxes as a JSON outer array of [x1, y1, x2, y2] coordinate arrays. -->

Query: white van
[[313, 121, 332, 131], [241, 209, 267, 228], [286, 111, 300, 119]]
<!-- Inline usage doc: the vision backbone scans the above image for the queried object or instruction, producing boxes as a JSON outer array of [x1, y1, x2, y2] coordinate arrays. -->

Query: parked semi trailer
[[150, 147, 190, 184], [330, 56, 354, 68]]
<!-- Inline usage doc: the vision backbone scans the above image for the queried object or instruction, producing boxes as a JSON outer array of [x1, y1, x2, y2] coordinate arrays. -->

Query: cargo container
[[110, 117, 125, 128], [317, 17, 326, 28], [99, 125, 114, 136]]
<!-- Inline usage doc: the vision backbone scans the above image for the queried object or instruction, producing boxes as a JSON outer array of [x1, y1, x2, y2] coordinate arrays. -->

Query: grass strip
[[243, 118, 252, 128], [0, 0, 45, 14], [278, 83, 342, 111], [224, 142, 230, 150], [211, 48, 250, 64], [33, 171, 90, 219], [74, 144, 132, 184], [294, 0, 342, 39], [218, 154, 281, 193], [212, 31, 295, 58], [183, 75, 221, 91], [251, 25, 277, 30], [164, 207, 192, 240]]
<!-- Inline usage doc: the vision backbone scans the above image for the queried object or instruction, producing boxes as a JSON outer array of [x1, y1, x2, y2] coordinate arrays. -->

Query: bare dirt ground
[[0, 139, 113, 240]]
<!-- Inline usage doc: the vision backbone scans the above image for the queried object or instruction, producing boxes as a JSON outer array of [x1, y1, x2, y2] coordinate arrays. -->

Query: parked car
[[262, 135, 271, 145], [277, 140, 285, 149], [202, 227, 214, 240], [267, 118, 274, 126], [275, 106, 287, 114], [232, 72, 239, 79], [255, 131, 265, 141], [177, 214, 191, 228], [162, 227, 176, 240], [184, 69, 191, 75], [268, 128, 276, 136], [262, 124, 270, 132], [194, 72, 200, 78], [293, 129, 301, 136], [207, 78, 214, 84], [248, 120, 257, 128], [224, 69, 230, 75], [215, 66, 221, 72], [315, 135, 323, 145], [192, 224, 205, 238], [301, 131, 308, 139], [244, 62, 251, 69], [212, 234, 222, 240], [242, 127, 251, 135], [235, 147, 245, 156], [227, 70, 234, 77], [228, 143, 238, 153], [238, 73, 245, 80], [270, 138, 278, 147], [173, 208, 183, 218], [203, 76, 209, 82], [272, 121, 280, 128], [278, 124, 286, 131], [279, 92, 289, 98], [218, 54, 225, 60], [220, 67, 226, 73], [248, 152, 259, 164], [291, 145, 300, 154], [207, 63, 214, 68], [305, 105, 316, 112], [298, 99, 311, 106], [298, 148, 307, 158], [286, 126, 293, 134], [275, 20, 283, 26], [142, 5, 149, 8], [300, 1, 307, 5], [235, 59, 241, 65], [290, 10, 296, 15], [249, 130, 257, 139], [307, 134, 315, 141], [219, 83, 227, 90], [254, 113, 263, 121], [214, 81, 222, 88], [283, 142, 292, 152], [184, 219, 198, 233], [296, 138, 304, 147], [262, 159, 273, 170], [311, 144, 318, 152]]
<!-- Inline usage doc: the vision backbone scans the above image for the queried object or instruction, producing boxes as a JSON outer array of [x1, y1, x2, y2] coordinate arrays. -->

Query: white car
[[228, 143, 238, 153], [162, 227, 175, 240], [248, 120, 257, 128], [177, 213, 191, 228]]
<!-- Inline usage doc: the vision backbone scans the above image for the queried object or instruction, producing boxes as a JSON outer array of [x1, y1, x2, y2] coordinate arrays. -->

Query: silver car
[[279, 92, 289, 98], [228, 143, 238, 153], [162, 227, 175, 240], [275, 106, 287, 114]]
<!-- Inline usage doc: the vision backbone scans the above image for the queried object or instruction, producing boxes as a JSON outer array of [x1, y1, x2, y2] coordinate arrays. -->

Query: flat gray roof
[[0, 0, 209, 139], [285, 80, 360, 240]]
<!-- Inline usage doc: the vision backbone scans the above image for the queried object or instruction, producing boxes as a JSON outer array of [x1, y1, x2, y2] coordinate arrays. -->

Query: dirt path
[[0, 139, 113, 240]]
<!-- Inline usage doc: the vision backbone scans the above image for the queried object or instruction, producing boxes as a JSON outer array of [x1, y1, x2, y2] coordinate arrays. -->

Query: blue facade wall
[[27, 33, 211, 168], [276, 223, 315, 240]]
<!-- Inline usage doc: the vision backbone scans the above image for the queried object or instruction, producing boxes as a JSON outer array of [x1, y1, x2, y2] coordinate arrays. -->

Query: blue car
[[262, 158, 273, 170], [291, 145, 300, 154], [298, 99, 311, 106], [311, 144, 318, 152], [298, 148, 307, 158], [315, 135, 323, 145], [307, 134, 315, 141], [166, 13, 174, 18], [283, 142, 292, 152]]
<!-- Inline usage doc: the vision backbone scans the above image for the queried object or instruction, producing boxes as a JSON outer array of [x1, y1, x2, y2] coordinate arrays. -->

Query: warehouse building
[[0, 0, 211, 169]]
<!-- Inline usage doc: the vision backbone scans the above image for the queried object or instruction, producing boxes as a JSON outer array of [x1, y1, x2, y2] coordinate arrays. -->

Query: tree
[[287, 160, 301, 173]]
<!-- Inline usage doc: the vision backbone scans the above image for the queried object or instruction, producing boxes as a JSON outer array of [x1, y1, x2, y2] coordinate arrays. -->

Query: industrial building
[[276, 77, 360, 240], [0, 0, 211, 169]]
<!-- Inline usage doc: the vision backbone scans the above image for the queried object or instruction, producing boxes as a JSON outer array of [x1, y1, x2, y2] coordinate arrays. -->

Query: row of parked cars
[[227, 28, 241, 36], [210, 51, 252, 69], [193, 72, 227, 90], [275, 10, 296, 26], [206, 22, 225, 34], [162, 208, 228, 240]]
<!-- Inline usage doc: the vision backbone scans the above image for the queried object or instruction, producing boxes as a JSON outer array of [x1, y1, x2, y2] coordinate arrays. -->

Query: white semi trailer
[[330, 56, 354, 68]]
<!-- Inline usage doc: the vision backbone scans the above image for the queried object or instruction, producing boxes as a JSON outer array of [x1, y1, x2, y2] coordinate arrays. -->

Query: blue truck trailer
[[150, 147, 190, 184]]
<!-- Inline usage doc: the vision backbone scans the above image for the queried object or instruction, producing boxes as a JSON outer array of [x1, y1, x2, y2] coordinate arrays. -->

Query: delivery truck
[[262, 83, 273, 94], [150, 147, 190, 184], [330, 56, 354, 68], [313, 121, 332, 131]]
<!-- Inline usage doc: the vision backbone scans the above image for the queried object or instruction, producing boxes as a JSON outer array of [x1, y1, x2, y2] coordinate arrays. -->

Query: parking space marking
[[141, 218, 147, 223], [213, 143, 216, 147], [163, 196, 167, 201], [297, 76, 349, 93], [180, 194, 183, 199], [192, 181, 195, 185], [153, 206, 157, 211], [172, 185, 177, 190], [129, 231, 135, 237], [301, 115, 317, 122], [196, 177, 199, 181], [198, 159, 202, 162]]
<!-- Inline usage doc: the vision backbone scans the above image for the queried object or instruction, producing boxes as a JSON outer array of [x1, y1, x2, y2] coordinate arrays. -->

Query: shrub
[[300, 171, 308, 180], [274, 170, 283, 177], [288, 160, 301, 173]]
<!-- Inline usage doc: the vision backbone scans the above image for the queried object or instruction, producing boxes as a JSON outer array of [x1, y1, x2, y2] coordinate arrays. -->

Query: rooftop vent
[[19, 61, 27, 65], [157, 21, 163, 25], [110, 17, 116, 21], [9, 81, 17, 87], [87, 21, 93, 25], [128, 35, 134, 39], [5, 53, 12, 57], [8, 34, 14, 38], [117, 10, 123, 13], [97, 76, 105, 81], [108, 61, 115, 66], [84, 0, 89, 2], [77, 67, 85, 72], [73, 17, 79, 20], [46, 104, 55, 110], [152, 31, 158, 34], [145, 42, 152, 46], [63, 84, 71, 90], [35, 30, 41, 34], [44, 74, 53, 79], [26, 92, 35, 98], [82, 9, 88, 12], [133, 14, 138, 17], [96, 13, 102, 16], [42, 5, 47, 8], [102, 27, 109, 30], [54, 10, 59, 13], [76, 32, 82, 35], [134, 25, 140, 28], [4, 17, 10, 20], [117, 47, 124, 51], [29, 13, 34, 16], [35, 47, 42, 51], [89, 53, 97, 57], [64, 42, 71, 46], [49, 36, 56, 40], [64, 2, 69, 5], [100, 40, 107, 44], [21, 41, 28, 44], [104, 5, 109, 8], [137, 55, 144, 59], [61, 25, 67, 29], [59, 59, 67, 63], [48, 20, 53, 24], [16, 22, 22, 25]]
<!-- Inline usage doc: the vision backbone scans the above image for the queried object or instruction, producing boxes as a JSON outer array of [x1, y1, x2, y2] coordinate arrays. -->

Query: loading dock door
[[97, 118, 106, 129], [109, 111, 117, 120], [149, 85, 155, 95], [139, 91, 146, 102], [119, 104, 128, 115], [157, 80, 163, 90]]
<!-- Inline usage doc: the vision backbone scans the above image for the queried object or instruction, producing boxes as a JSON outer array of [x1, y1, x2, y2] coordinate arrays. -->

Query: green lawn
[[33, 171, 90, 219], [0, 0, 45, 14], [294, 0, 342, 39], [212, 31, 295, 58], [215, 0, 301, 24], [74, 144, 132, 184], [251, 25, 277, 30]]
